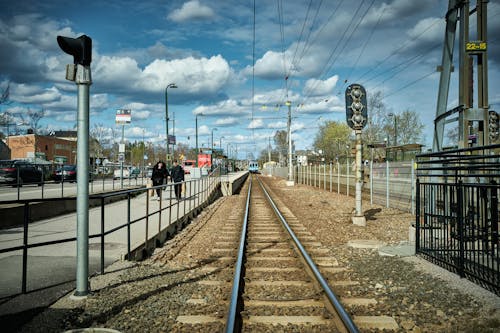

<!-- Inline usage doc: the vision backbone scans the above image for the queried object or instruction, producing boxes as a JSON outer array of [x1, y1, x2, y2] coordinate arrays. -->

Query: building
[[5, 134, 77, 164]]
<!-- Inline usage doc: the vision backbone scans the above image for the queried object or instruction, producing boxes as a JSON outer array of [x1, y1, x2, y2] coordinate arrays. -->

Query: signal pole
[[345, 84, 368, 226], [57, 34, 92, 297]]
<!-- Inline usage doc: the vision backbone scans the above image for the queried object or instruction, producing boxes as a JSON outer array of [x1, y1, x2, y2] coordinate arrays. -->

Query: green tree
[[313, 121, 352, 162]]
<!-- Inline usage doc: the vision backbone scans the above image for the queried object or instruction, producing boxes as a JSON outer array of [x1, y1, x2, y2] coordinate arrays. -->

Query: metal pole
[[74, 64, 91, 297], [370, 160, 373, 206], [195, 115, 199, 167], [166, 87, 169, 163], [352, 130, 365, 225], [286, 101, 294, 185], [120, 124, 124, 189], [411, 159, 415, 214], [386, 160, 390, 208]]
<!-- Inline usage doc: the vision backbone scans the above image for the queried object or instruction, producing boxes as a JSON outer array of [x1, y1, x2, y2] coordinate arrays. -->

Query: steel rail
[[225, 175, 252, 333], [257, 177, 360, 333]]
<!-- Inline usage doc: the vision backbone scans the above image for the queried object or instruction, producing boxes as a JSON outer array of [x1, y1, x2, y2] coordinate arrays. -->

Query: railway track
[[170, 175, 362, 332]]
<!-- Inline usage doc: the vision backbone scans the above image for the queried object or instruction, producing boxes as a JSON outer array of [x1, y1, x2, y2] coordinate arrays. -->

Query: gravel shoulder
[[17, 176, 500, 333]]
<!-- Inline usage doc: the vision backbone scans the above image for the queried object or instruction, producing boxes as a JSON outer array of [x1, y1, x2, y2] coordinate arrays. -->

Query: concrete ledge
[[221, 172, 248, 196]]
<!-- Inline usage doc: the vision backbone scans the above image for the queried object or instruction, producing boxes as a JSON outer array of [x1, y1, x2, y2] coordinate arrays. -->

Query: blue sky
[[1, 0, 499, 160]]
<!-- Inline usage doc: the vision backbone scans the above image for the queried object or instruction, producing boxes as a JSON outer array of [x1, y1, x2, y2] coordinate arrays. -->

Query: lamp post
[[165, 83, 177, 165], [211, 128, 218, 153], [195, 113, 203, 167], [219, 136, 224, 152]]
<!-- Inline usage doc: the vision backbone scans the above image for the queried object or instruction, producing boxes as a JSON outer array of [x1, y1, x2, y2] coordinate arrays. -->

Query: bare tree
[[21, 108, 45, 135]]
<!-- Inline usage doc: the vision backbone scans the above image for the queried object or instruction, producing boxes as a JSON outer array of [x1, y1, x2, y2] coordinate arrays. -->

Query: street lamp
[[165, 83, 177, 165], [195, 113, 203, 167], [211, 128, 218, 153], [219, 136, 224, 152]]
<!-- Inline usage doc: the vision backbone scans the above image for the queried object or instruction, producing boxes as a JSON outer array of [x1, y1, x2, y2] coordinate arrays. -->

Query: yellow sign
[[466, 41, 486, 52]]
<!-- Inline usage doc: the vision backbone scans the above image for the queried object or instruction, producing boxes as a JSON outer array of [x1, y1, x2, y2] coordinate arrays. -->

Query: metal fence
[[0, 163, 152, 201], [263, 161, 416, 212], [416, 144, 500, 295], [0, 170, 222, 297]]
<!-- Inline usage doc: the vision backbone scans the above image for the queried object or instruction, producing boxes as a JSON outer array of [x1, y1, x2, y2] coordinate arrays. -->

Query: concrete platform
[[220, 171, 249, 196], [347, 239, 416, 257]]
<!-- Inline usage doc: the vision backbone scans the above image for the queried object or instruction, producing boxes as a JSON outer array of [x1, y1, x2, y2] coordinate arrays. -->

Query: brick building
[[6, 134, 77, 164]]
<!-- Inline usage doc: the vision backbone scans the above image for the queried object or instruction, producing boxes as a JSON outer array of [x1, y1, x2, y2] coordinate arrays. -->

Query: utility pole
[[286, 101, 294, 186], [268, 136, 271, 162]]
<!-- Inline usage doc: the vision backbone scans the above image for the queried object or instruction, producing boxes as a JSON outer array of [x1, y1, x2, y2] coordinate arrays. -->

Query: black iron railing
[[0, 169, 222, 297], [416, 144, 500, 295]]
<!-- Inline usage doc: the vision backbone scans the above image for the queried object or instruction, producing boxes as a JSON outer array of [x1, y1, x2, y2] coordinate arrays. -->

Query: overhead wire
[[352, 14, 442, 84], [340, 1, 387, 91], [301, 0, 371, 105]]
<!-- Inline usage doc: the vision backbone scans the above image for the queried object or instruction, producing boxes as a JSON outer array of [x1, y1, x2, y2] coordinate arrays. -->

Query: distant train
[[248, 161, 259, 173]]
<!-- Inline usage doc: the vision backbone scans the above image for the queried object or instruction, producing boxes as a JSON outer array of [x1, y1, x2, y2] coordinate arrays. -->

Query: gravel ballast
[[17, 176, 500, 332]]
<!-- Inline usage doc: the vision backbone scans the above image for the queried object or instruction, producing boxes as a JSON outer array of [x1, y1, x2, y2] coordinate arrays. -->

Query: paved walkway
[[0, 172, 248, 322]]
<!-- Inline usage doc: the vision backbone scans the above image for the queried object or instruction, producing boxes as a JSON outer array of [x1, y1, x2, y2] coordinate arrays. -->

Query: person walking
[[170, 159, 185, 200], [151, 161, 169, 200]]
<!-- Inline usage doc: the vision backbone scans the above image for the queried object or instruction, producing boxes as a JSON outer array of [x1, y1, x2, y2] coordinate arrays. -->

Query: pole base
[[70, 292, 88, 301], [286, 180, 295, 186], [352, 215, 366, 226]]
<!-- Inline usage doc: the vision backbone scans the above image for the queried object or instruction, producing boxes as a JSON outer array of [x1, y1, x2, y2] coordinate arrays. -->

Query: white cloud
[[193, 99, 249, 117], [303, 75, 339, 97], [248, 118, 265, 129], [168, 1, 215, 22], [141, 55, 232, 94], [11, 84, 61, 104], [215, 117, 239, 126], [407, 17, 443, 42], [131, 110, 151, 120]]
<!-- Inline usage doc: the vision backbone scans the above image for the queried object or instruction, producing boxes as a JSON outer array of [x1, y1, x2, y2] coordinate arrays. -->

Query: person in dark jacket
[[151, 161, 169, 200], [170, 159, 185, 200]]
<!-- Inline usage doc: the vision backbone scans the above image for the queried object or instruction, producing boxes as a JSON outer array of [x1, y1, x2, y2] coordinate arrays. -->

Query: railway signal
[[345, 84, 368, 226], [345, 84, 367, 130], [489, 110, 499, 142]]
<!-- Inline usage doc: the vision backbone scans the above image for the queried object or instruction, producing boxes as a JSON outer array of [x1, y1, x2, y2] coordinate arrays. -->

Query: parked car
[[113, 167, 140, 179], [182, 160, 195, 174], [0, 160, 43, 187], [53, 165, 93, 182]]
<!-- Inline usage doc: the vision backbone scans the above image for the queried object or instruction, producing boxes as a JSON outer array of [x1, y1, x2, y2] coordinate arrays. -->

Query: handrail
[[0, 172, 224, 297]]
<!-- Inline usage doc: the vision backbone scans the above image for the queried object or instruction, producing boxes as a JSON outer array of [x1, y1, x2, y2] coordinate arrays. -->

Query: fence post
[[100, 197, 105, 274], [490, 180, 498, 257], [386, 161, 390, 208], [457, 180, 465, 278], [370, 160, 373, 206], [329, 162, 332, 192], [337, 161, 340, 194], [411, 159, 415, 214], [323, 164, 326, 190], [22, 202, 29, 293], [347, 160, 350, 197], [415, 178, 420, 253], [142, 190, 146, 258]]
